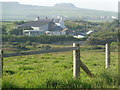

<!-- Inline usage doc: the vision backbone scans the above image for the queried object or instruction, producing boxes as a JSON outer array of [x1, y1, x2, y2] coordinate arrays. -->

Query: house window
[[24, 32, 29, 34]]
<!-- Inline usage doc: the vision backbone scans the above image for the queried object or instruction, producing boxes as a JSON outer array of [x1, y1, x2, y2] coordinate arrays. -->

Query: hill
[[0, 2, 117, 20], [54, 3, 76, 7]]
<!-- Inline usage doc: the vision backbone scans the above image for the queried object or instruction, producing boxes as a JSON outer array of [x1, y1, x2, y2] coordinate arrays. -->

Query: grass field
[[2, 49, 118, 88]]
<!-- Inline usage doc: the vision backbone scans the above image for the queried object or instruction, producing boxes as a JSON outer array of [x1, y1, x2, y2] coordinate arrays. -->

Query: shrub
[[3, 35, 79, 44], [41, 45, 51, 49], [86, 37, 117, 45]]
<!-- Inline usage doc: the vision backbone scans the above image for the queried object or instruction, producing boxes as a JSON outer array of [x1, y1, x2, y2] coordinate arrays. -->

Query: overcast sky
[[1, 0, 119, 12]]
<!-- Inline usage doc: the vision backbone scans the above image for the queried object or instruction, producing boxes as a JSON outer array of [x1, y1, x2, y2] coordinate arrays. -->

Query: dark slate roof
[[18, 19, 51, 28], [73, 31, 82, 35], [55, 26, 63, 31]]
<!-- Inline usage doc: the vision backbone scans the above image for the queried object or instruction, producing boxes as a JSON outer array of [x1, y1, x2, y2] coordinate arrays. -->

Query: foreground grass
[[3, 51, 118, 88]]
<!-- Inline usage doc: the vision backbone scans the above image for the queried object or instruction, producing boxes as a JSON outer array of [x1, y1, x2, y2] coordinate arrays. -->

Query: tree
[[9, 28, 23, 35], [112, 19, 119, 27], [2, 25, 7, 35], [13, 21, 25, 25]]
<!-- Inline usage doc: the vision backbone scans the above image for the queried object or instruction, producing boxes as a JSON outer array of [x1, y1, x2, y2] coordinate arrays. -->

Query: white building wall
[[31, 27, 39, 30], [59, 17, 66, 29], [23, 30, 45, 36], [61, 31, 66, 35], [46, 31, 66, 35], [53, 31, 61, 35]]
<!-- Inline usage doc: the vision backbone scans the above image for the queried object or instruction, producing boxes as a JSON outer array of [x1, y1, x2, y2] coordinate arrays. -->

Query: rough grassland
[[3, 51, 118, 88]]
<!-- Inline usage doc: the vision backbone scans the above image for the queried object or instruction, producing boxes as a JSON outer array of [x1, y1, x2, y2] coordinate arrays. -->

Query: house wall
[[59, 17, 66, 29], [61, 31, 66, 35], [52, 31, 61, 35], [31, 27, 39, 30], [23, 30, 45, 36], [46, 31, 66, 35]]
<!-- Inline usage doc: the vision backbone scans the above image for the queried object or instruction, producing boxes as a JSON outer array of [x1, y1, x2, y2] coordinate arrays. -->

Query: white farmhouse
[[18, 17, 66, 36]]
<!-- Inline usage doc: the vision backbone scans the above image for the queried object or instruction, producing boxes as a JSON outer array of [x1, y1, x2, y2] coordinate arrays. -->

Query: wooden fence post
[[73, 43, 80, 78], [0, 50, 3, 74], [0, 49, 3, 89], [105, 44, 110, 69]]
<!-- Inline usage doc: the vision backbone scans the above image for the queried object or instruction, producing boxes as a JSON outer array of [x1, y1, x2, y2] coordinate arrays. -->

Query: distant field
[[3, 49, 118, 88]]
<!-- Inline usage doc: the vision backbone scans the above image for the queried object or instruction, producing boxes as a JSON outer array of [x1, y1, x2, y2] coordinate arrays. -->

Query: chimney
[[36, 17, 39, 21], [51, 19, 54, 22]]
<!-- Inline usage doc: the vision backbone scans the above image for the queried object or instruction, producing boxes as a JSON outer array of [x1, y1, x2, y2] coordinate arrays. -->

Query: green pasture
[[2, 50, 118, 88]]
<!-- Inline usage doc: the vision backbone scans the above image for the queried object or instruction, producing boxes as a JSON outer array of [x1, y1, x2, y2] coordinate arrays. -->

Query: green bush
[[110, 42, 119, 51], [86, 37, 117, 45], [3, 35, 79, 44]]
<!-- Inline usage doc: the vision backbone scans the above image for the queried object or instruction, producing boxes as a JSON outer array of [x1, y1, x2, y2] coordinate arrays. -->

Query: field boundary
[[1, 43, 111, 78], [2, 47, 76, 58]]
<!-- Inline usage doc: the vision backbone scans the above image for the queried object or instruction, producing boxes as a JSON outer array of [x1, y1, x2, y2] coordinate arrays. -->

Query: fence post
[[0, 50, 3, 76], [0, 50, 2, 90], [73, 43, 80, 78], [0, 49, 3, 90], [105, 44, 110, 69]]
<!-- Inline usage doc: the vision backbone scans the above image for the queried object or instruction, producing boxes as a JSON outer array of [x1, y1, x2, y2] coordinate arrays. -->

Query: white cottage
[[18, 17, 66, 36]]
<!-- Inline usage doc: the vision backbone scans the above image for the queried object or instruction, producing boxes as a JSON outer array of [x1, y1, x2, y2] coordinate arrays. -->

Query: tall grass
[[2, 50, 118, 88]]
